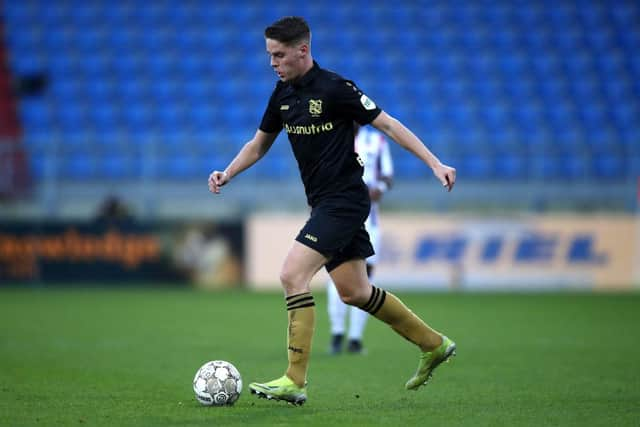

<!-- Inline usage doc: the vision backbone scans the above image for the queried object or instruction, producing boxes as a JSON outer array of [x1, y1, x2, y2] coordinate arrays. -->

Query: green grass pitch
[[1, 286, 639, 426]]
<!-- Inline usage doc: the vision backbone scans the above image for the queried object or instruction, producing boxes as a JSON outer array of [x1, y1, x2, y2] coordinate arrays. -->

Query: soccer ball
[[193, 360, 243, 406]]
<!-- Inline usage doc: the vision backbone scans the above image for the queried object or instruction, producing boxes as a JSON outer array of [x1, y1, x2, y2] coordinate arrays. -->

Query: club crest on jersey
[[308, 99, 323, 117]]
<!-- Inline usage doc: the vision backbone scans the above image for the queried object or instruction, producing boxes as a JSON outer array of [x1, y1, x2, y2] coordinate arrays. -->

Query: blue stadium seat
[[59, 153, 96, 180], [27, 154, 48, 180], [530, 155, 561, 180], [494, 153, 527, 180], [100, 155, 139, 180], [560, 152, 589, 180], [629, 156, 640, 178], [89, 105, 119, 131], [5, 0, 639, 182], [394, 157, 428, 179], [591, 153, 627, 180], [457, 154, 492, 179]]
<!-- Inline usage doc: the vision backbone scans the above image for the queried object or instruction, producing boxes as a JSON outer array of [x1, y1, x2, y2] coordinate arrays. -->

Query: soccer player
[[208, 16, 457, 405], [327, 124, 393, 355]]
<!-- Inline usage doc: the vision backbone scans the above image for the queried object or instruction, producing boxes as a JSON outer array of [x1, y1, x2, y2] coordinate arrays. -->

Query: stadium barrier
[[0, 220, 243, 288], [3, 215, 637, 291], [247, 213, 640, 291]]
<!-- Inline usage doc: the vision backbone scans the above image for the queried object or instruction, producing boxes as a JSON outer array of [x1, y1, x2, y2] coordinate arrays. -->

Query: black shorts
[[295, 190, 374, 272]]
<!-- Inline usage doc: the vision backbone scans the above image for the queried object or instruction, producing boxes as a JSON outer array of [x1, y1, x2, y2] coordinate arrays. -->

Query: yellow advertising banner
[[247, 214, 639, 291]]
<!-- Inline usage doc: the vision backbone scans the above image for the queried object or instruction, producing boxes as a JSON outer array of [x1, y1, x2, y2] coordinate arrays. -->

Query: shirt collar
[[291, 61, 320, 89]]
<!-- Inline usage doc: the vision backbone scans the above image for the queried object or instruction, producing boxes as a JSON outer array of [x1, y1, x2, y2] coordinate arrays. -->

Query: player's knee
[[279, 267, 295, 288], [338, 286, 370, 307], [339, 293, 357, 306], [279, 265, 308, 292]]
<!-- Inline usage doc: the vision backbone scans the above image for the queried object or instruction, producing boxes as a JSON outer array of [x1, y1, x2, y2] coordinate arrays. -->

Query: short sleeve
[[331, 80, 382, 125], [259, 89, 283, 133]]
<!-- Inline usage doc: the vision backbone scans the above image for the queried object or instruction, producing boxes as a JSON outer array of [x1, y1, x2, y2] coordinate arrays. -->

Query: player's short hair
[[264, 16, 311, 46]]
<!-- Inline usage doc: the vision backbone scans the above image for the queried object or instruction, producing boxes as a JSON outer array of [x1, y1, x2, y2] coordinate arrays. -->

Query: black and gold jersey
[[259, 61, 382, 207]]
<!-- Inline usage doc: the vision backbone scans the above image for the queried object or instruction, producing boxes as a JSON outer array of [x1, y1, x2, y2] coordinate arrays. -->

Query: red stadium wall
[[0, 21, 30, 198]]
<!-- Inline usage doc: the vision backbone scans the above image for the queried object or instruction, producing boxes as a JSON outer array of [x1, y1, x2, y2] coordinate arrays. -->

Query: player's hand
[[208, 170, 229, 194], [369, 187, 383, 202], [433, 163, 456, 192]]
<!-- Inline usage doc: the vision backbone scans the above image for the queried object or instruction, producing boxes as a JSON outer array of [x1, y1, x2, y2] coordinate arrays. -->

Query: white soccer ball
[[193, 360, 243, 406]]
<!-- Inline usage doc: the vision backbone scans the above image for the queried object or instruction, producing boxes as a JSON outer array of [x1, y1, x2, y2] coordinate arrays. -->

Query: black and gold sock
[[284, 292, 315, 387], [361, 286, 441, 351]]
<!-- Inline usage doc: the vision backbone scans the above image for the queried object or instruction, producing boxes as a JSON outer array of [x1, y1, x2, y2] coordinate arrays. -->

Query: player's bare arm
[[371, 111, 456, 192], [208, 130, 278, 194], [369, 175, 393, 202]]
